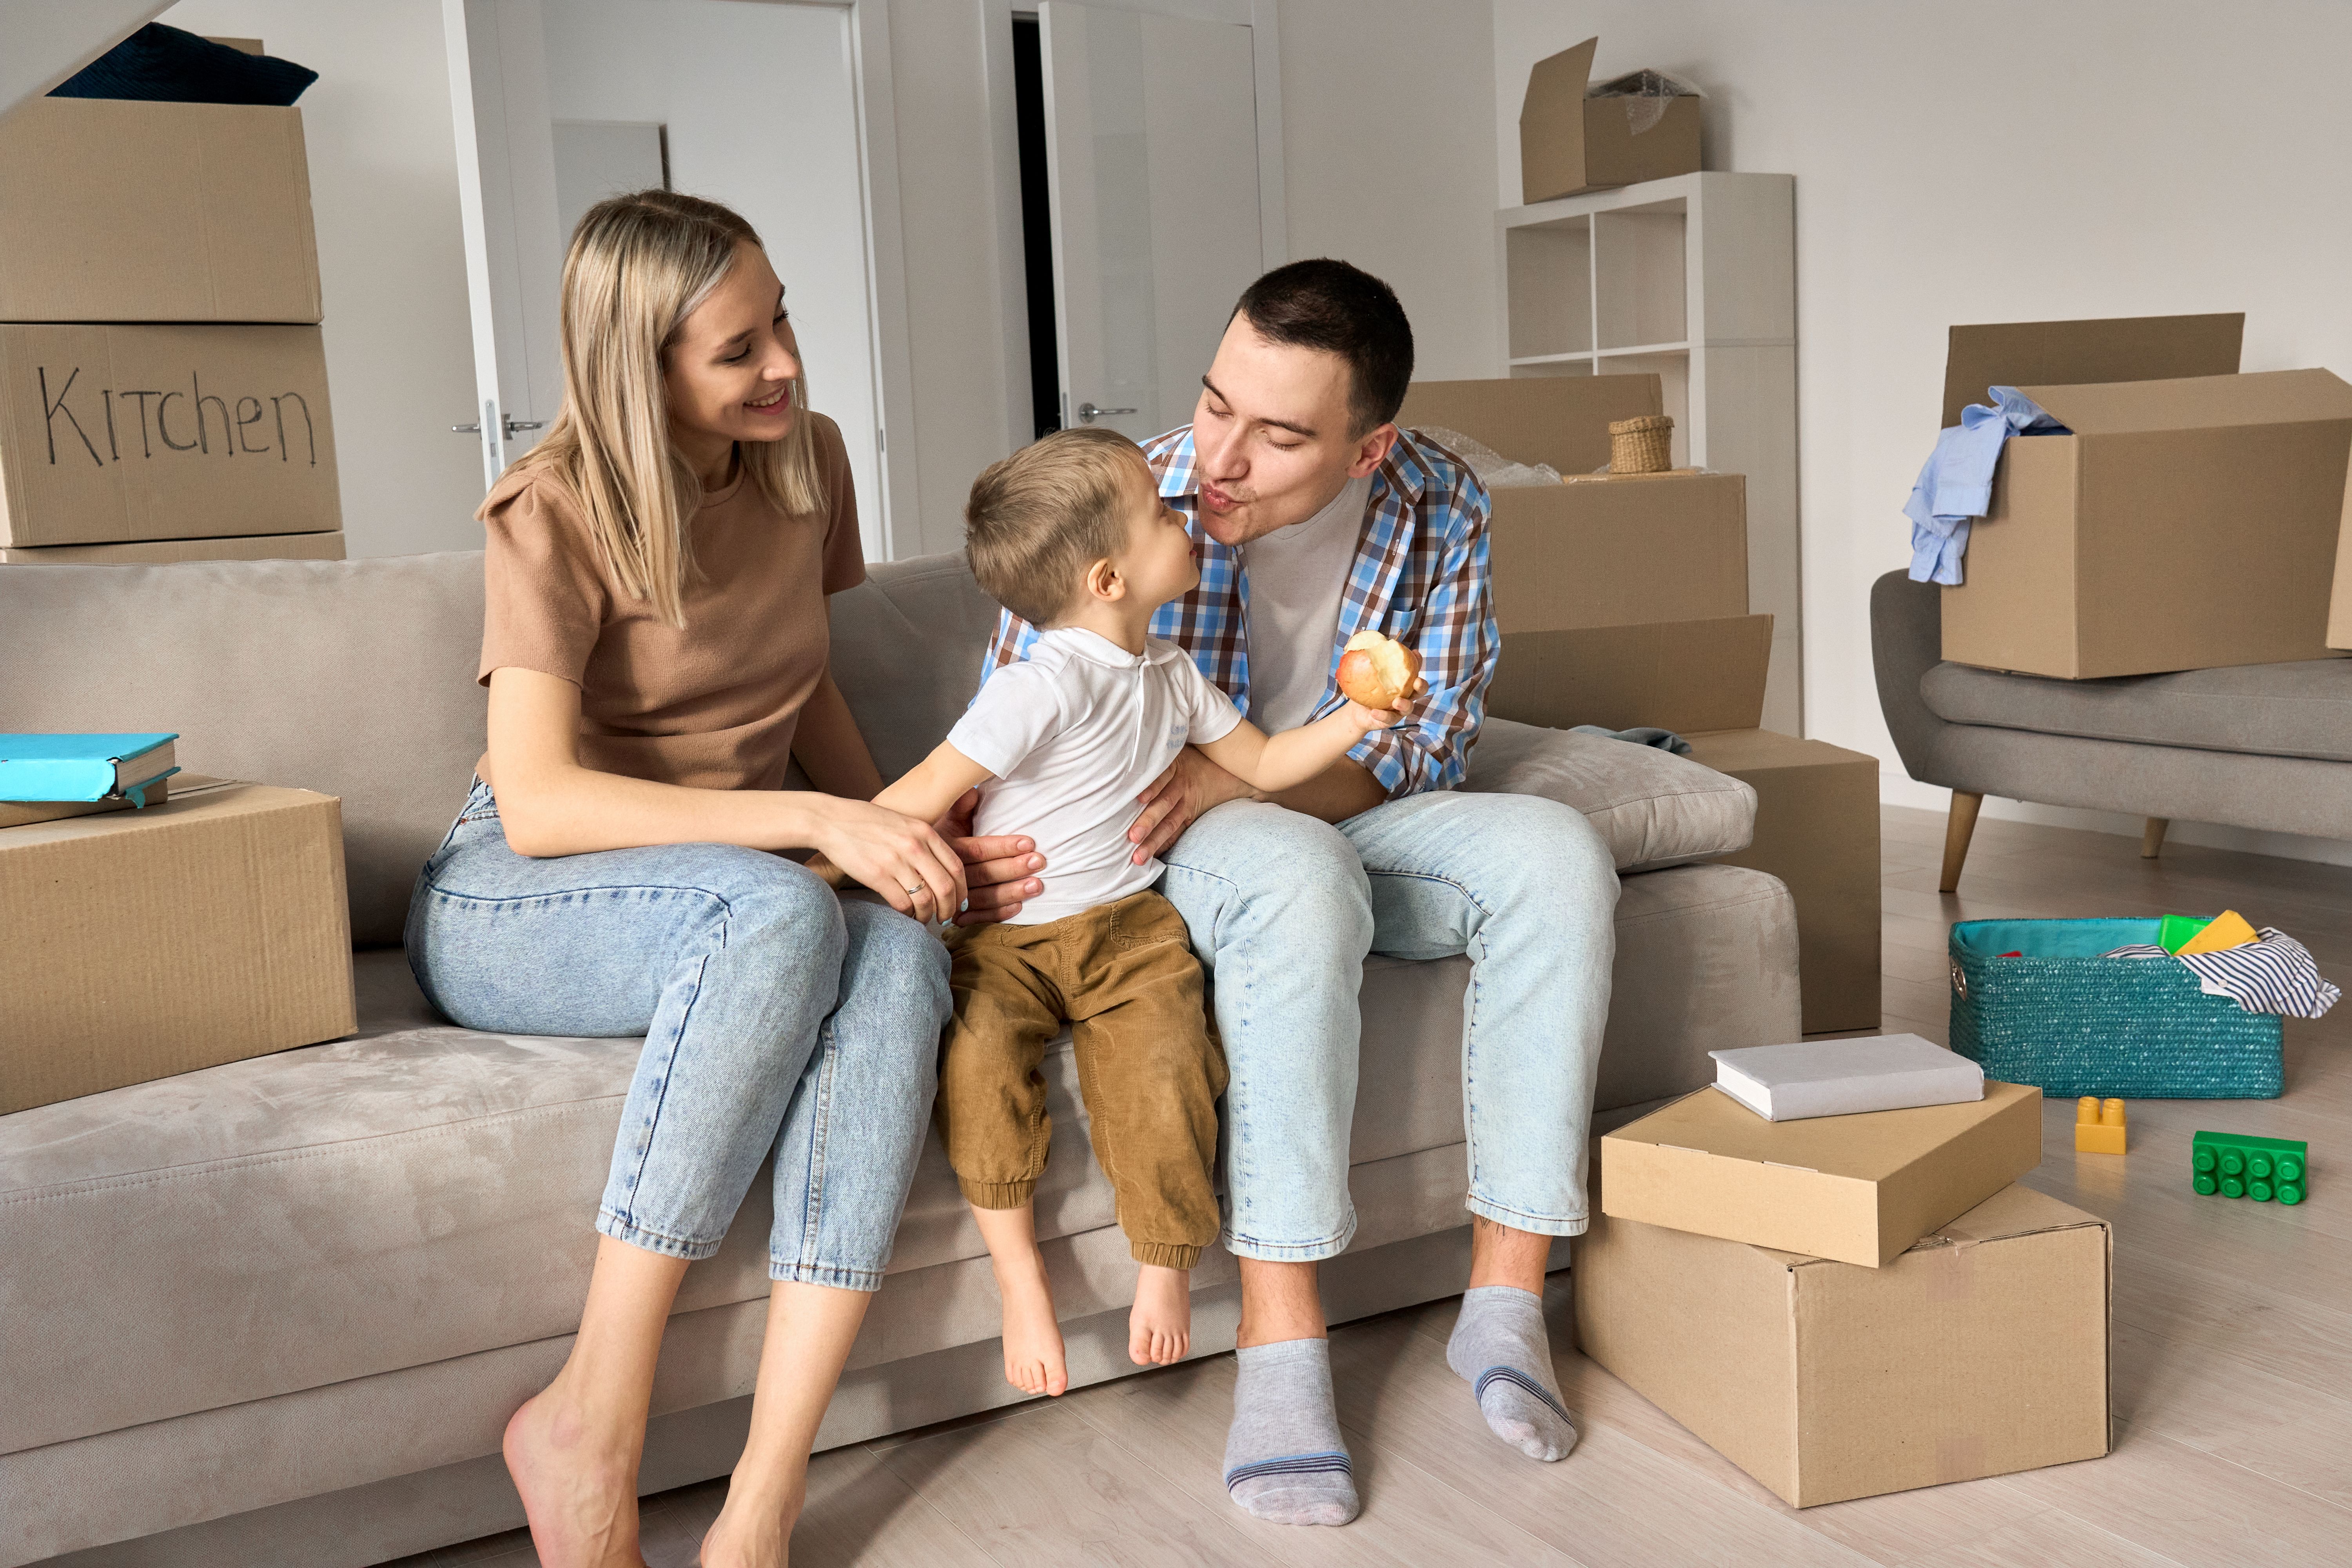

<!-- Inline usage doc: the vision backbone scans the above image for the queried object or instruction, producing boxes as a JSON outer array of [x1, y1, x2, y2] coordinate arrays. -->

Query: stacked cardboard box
[[1398, 377, 1879, 1033], [0, 93, 344, 562], [1579, 1085, 2110, 1507]]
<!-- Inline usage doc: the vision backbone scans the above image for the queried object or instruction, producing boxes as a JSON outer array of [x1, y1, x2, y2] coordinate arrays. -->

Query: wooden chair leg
[[1940, 790, 1983, 893], [2141, 817, 2170, 858]]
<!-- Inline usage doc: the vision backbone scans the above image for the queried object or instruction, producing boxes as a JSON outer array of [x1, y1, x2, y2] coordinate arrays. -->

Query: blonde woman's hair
[[491, 189, 826, 628], [964, 427, 1149, 626]]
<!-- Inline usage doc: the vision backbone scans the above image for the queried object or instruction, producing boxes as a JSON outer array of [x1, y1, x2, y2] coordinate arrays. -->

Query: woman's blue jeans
[[405, 780, 950, 1290]]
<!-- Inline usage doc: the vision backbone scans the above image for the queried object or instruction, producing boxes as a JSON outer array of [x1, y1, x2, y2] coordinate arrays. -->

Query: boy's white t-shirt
[[950, 626, 1243, 925]]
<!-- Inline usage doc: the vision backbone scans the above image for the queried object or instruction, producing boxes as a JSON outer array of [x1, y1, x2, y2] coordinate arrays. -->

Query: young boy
[[823, 426, 1416, 1397]]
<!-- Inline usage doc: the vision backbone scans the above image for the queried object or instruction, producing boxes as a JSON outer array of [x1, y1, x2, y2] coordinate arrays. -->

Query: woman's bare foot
[[503, 1387, 649, 1568], [697, 1476, 802, 1568], [993, 1243, 1069, 1396], [1129, 1264, 1191, 1366]]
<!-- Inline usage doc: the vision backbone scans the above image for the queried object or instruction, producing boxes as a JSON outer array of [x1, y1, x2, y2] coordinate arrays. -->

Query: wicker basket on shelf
[[1608, 414, 1675, 474]]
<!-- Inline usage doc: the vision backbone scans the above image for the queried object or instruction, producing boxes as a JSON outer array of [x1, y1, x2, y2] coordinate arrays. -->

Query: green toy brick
[[2192, 1131, 2308, 1203]]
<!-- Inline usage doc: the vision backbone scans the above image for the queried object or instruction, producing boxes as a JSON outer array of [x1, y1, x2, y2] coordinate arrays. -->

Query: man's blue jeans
[[1158, 789, 1618, 1261], [404, 780, 951, 1289]]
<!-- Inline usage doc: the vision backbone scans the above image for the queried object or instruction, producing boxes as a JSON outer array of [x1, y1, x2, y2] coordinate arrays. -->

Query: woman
[[406, 191, 1039, 1568]]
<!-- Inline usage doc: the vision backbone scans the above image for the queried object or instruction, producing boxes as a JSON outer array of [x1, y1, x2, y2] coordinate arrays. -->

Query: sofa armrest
[[1461, 718, 1756, 873], [1871, 569, 1953, 786]]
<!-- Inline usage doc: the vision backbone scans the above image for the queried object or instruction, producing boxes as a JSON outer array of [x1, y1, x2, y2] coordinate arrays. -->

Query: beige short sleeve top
[[478, 412, 866, 791]]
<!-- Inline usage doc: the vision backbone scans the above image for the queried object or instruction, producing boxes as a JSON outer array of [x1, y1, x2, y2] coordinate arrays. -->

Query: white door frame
[[976, 0, 1285, 453], [443, 0, 924, 559]]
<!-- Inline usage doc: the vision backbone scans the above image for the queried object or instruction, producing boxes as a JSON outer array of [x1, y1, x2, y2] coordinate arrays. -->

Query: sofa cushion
[[1920, 657, 2352, 764], [0, 862, 1794, 1457], [1461, 717, 1757, 870]]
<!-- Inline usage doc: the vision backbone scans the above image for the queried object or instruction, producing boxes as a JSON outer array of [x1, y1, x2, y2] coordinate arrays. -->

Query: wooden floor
[[397, 805, 2352, 1568]]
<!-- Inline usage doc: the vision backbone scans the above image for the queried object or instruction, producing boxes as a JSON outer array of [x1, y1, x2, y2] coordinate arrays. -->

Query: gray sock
[[1222, 1338, 1359, 1526], [1446, 1285, 1577, 1462]]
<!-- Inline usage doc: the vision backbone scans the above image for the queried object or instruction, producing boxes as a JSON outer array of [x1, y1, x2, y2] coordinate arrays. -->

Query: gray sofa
[[1872, 570, 2352, 886], [2, 552, 1800, 1567]]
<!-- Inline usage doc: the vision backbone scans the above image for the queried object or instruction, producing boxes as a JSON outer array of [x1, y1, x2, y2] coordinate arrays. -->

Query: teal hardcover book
[[0, 733, 181, 804]]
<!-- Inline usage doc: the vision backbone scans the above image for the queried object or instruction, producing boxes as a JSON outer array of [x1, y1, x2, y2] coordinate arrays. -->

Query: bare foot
[[1129, 1265, 1191, 1367], [503, 1388, 649, 1568], [993, 1245, 1068, 1397], [697, 1477, 801, 1568]]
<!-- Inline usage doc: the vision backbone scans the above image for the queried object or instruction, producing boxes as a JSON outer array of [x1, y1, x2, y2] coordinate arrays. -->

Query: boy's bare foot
[[1129, 1265, 1192, 1366], [993, 1245, 1068, 1396], [503, 1388, 649, 1568]]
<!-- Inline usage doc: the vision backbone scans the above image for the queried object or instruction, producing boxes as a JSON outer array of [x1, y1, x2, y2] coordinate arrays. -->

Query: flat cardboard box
[[0, 98, 321, 323], [2330, 451, 2352, 651], [0, 323, 341, 548], [1574, 1182, 2111, 1507], [1935, 313, 2352, 679], [0, 530, 346, 564], [1938, 312, 2241, 430], [1401, 373, 1663, 476], [1488, 614, 1771, 735], [1486, 472, 1748, 635], [1685, 728, 1882, 1035], [0, 780, 356, 1114], [1518, 38, 1701, 204], [1600, 1079, 2044, 1267]]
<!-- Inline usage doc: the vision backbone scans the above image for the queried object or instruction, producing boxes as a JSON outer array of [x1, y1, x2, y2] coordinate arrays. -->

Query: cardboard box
[[1401, 373, 1663, 477], [0, 780, 356, 1114], [1518, 38, 1701, 205], [0, 323, 340, 548], [1935, 314, 2352, 679], [1600, 1079, 2044, 1267], [1574, 1182, 2111, 1507], [0, 98, 321, 323], [1488, 614, 1771, 735], [0, 531, 345, 565], [1487, 472, 1748, 636], [2330, 452, 2352, 651], [1685, 728, 1881, 1035]]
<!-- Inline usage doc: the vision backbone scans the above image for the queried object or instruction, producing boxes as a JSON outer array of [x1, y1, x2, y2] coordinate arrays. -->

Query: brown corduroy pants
[[936, 890, 1227, 1269]]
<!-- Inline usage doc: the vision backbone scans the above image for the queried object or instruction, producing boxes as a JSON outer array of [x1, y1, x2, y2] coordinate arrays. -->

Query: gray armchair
[[1871, 571, 2352, 888]]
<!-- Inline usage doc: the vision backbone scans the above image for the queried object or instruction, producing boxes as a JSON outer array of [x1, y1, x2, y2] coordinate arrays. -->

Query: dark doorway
[[1013, 14, 1062, 439]]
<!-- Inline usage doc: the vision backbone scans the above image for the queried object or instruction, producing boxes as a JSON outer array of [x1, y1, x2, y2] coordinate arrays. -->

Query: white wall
[[158, 0, 487, 558], [1494, 0, 2352, 866], [886, 0, 1501, 558]]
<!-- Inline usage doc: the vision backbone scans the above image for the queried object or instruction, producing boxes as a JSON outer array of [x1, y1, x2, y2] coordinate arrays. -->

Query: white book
[[1707, 1034, 1985, 1122]]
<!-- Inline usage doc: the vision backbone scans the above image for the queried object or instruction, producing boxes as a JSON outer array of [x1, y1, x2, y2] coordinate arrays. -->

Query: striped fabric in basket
[[1948, 918, 2283, 1100]]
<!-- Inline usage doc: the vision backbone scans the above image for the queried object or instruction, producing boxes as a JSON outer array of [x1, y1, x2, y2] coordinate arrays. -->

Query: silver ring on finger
[[904, 885, 927, 897]]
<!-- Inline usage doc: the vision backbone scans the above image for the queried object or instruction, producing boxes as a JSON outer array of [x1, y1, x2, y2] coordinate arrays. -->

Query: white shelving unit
[[1495, 171, 1800, 732]]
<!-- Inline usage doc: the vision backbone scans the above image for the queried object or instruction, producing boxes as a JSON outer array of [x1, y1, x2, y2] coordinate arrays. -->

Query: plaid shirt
[[982, 425, 1497, 799]]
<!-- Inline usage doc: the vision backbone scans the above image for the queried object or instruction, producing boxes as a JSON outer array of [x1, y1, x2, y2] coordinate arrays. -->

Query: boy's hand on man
[[937, 786, 1048, 925]]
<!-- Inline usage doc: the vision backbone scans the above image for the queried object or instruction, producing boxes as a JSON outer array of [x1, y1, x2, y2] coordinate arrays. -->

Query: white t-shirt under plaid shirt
[[948, 626, 1243, 926]]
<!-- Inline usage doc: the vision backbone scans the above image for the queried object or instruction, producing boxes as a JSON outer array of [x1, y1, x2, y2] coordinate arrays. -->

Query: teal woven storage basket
[[1948, 918, 2282, 1099]]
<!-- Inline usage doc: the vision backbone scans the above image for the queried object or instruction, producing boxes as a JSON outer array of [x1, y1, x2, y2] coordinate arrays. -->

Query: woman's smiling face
[[663, 239, 802, 456]]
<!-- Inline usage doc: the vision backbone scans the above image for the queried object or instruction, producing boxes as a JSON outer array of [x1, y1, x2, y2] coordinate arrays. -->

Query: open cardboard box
[[0, 323, 341, 548], [0, 98, 321, 325], [1575, 1181, 2110, 1508], [1936, 313, 2352, 678], [1517, 37, 1701, 204]]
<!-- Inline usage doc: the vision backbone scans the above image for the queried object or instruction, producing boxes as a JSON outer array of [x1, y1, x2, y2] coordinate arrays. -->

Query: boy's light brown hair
[[964, 426, 1149, 626]]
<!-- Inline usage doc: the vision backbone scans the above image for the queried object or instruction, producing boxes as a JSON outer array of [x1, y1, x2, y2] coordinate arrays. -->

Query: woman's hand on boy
[[936, 787, 1048, 926]]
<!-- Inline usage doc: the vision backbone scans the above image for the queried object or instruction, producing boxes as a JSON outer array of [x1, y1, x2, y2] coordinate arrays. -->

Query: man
[[978, 259, 1618, 1526]]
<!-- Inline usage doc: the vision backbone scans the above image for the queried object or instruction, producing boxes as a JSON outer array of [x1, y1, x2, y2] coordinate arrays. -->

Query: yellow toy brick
[[2176, 909, 2258, 956], [2074, 1096, 2127, 1155]]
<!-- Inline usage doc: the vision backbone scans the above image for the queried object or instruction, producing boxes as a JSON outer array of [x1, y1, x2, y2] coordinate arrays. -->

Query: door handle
[[452, 417, 547, 436], [1076, 402, 1137, 424]]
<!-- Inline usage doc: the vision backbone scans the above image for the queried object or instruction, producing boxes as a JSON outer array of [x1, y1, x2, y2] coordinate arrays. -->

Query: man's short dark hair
[[1230, 259, 1414, 438]]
